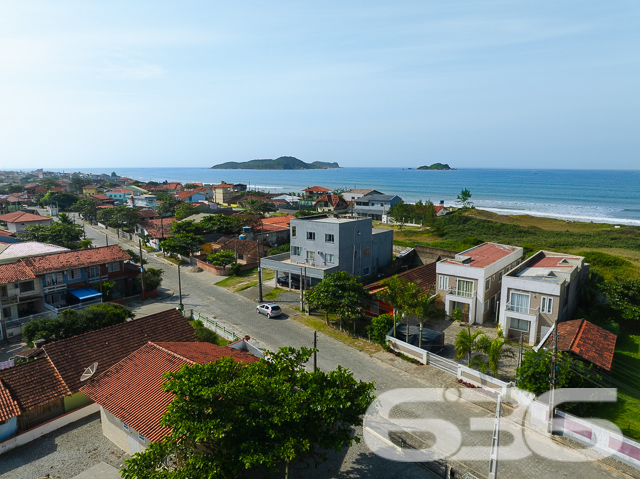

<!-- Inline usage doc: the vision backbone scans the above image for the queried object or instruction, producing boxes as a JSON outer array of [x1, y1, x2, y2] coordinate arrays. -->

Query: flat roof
[[441, 242, 520, 269], [511, 251, 583, 284], [294, 216, 367, 224]]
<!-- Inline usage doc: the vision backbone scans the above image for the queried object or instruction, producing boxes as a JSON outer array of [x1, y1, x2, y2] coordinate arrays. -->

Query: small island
[[211, 156, 340, 170], [417, 163, 455, 170]]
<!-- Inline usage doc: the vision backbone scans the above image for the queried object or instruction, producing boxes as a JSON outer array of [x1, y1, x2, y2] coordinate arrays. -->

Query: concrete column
[[274, 270, 279, 287]]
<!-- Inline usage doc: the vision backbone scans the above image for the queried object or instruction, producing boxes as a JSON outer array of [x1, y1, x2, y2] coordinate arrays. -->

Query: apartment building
[[435, 242, 523, 324], [499, 251, 589, 346]]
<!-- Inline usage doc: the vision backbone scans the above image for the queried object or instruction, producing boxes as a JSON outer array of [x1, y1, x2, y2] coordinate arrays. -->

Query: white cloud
[[100, 60, 166, 80]]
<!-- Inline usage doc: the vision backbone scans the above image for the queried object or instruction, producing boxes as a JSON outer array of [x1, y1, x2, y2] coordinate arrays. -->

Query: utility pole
[[299, 267, 304, 310], [139, 239, 146, 300], [518, 333, 524, 370], [548, 324, 558, 434], [178, 263, 184, 311], [488, 394, 502, 479], [313, 331, 317, 372]]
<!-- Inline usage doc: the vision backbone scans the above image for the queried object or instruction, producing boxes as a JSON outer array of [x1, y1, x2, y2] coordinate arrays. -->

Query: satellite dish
[[80, 362, 98, 381]]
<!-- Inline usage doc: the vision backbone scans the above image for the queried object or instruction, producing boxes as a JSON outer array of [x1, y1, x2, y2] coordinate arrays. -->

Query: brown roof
[[212, 183, 233, 188], [90, 194, 113, 201], [0, 358, 70, 418], [0, 260, 36, 284], [81, 341, 258, 442], [218, 238, 260, 254], [314, 194, 345, 208], [365, 262, 437, 295], [137, 209, 159, 219], [21, 245, 130, 275], [42, 308, 196, 395], [544, 319, 617, 371], [303, 186, 330, 193], [0, 211, 50, 223], [139, 218, 177, 239], [0, 380, 22, 422], [175, 190, 203, 200], [441, 243, 519, 269]]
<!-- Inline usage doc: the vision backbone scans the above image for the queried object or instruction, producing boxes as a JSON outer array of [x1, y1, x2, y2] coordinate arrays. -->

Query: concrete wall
[[413, 245, 457, 264], [6, 218, 52, 233], [101, 408, 149, 454], [0, 416, 18, 442], [64, 392, 93, 413]]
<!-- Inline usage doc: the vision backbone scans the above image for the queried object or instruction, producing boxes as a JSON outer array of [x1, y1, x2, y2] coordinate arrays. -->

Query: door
[[128, 433, 140, 454]]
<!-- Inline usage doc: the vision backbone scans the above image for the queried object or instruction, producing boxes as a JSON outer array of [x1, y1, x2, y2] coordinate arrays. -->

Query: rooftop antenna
[[80, 362, 98, 382]]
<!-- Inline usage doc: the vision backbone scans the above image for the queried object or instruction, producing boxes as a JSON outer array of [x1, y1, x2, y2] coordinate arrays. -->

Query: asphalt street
[[79, 218, 638, 479]]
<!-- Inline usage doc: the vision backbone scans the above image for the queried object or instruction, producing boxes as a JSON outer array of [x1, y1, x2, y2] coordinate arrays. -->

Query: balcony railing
[[505, 302, 539, 315], [44, 283, 67, 294], [446, 287, 475, 298]]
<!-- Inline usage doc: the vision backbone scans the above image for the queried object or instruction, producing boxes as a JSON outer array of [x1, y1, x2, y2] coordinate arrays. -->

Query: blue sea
[[50, 167, 640, 226]]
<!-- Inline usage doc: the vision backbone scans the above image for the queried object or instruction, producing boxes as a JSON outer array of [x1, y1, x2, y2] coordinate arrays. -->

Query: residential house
[[0, 211, 53, 233], [499, 251, 589, 345], [211, 238, 270, 265], [174, 191, 206, 203], [192, 186, 214, 200], [314, 195, 349, 214], [0, 195, 24, 215], [129, 194, 158, 209], [0, 230, 19, 245], [0, 309, 196, 440], [82, 185, 103, 196], [136, 209, 160, 221], [212, 183, 234, 204], [342, 189, 383, 202], [159, 182, 183, 194], [232, 183, 247, 192], [137, 217, 178, 250], [0, 242, 69, 265], [105, 189, 134, 205], [261, 215, 393, 287], [364, 262, 437, 318], [434, 201, 452, 217], [352, 194, 402, 221], [245, 215, 295, 246], [80, 341, 259, 454], [123, 184, 149, 196], [435, 242, 523, 324], [0, 261, 44, 339], [302, 186, 331, 200], [89, 194, 117, 206], [538, 318, 616, 371]]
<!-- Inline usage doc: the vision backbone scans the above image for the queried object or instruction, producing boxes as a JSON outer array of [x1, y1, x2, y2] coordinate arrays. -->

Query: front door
[[128, 434, 140, 454]]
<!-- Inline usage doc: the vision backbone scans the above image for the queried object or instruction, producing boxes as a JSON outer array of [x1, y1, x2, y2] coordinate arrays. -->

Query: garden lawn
[[216, 267, 274, 293]]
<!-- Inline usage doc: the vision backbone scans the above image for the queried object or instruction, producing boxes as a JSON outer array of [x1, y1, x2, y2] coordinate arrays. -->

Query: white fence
[[189, 310, 241, 342], [387, 334, 640, 471]]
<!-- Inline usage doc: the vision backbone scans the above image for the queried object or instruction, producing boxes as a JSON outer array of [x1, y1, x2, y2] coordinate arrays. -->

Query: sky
[[1, 1, 639, 170]]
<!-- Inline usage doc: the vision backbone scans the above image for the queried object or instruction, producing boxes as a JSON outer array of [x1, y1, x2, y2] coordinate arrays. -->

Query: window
[[509, 292, 530, 313], [19, 281, 35, 293], [370, 301, 379, 315], [88, 266, 100, 279], [46, 273, 63, 286], [306, 232, 315, 240], [364, 267, 370, 275], [438, 275, 449, 291], [2, 308, 11, 319], [291, 246, 301, 256], [485, 278, 491, 291], [499, 271, 503, 281], [457, 279, 473, 298], [510, 317, 530, 332], [541, 296, 553, 314], [354, 250, 359, 258], [492, 275, 496, 281], [122, 422, 129, 432], [325, 233, 334, 243], [484, 300, 489, 312], [306, 251, 315, 261], [364, 247, 370, 256], [292, 226, 296, 237], [68, 269, 82, 280], [138, 432, 146, 443], [107, 262, 120, 272], [326, 254, 335, 263]]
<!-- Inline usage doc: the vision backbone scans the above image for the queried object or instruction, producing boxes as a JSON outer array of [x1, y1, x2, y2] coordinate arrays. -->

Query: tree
[[123, 249, 148, 266], [306, 271, 369, 328], [72, 198, 99, 223], [22, 303, 135, 346], [170, 219, 204, 236], [387, 201, 412, 224], [97, 205, 140, 231], [121, 347, 374, 479], [156, 196, 180, 217], [207, 250, 236, 268], [472, 335, 514, 377], [412, 291, 445, 348], [174, 202, 200, 221], [7, 184, 24, 194], [39, 191, 79, 211], [68, 176, 90, 194], [294, 209, 318, 218], [366, 313, 394, 344], [241, 199, 276, 215], [454, 316, 486, 367], [139, 268, 164, 292], [377, 275, 421, 337], [159, 233, 204, 257], [456, 188, 473, 208], [19, 222, 84, 249], [602, 279, 640, 321]]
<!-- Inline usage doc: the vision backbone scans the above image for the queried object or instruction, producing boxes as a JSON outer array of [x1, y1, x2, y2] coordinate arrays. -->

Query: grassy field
[[293, 313, 382, 355], [216, 267, 275, 293]]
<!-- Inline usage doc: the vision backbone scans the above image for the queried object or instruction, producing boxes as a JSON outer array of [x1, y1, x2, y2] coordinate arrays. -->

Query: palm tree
[[454, 321, 486, 366], [474, 335, 515, 377], [413, 291, 445, 348]]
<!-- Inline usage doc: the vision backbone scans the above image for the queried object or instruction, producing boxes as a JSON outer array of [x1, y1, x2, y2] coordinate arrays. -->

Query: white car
[[256, 303, 282, 319]]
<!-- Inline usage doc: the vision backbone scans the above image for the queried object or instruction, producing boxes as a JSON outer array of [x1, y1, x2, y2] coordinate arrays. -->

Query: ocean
[[49, 167, 640, 225]]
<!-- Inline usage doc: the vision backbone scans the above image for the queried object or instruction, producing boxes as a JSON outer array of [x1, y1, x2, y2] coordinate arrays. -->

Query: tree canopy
[[174, 202, 200, 221], [159, 233, 204, 257], [306, 271, 369, 326], [19, 219, 85, 249], [39, 191, 79, 211], [207, 250, 236, 268], [602, 279, 640, 321], [456, 188, 473, 208], [97, 205, 140, 231], [122, 347, 374, 479], [22, 303, 135, 346], [72, 198, 99, 223]]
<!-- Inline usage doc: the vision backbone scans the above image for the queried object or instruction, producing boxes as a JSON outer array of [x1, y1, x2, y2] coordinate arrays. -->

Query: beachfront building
[[260, 215, 393, 287], [499, 251, 589, 346], [352, 194, 402, 222], [435, 242, 523, 324], [342, 189, 383, 202], [212, 183, 234, 204]]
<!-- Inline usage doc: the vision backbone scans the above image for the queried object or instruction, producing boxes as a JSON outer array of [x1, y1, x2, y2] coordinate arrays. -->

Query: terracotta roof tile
[[139, 218, 177, 239], [0, 358, 70, 417], [218, 238, 260, 255], [81, 341, 258, 442], [0, 260, 36, 283], [442, 243, 519, 269], [0, 380, 21, 422], [313, 194, 345, 208], [365, 263, 437, 294], [0, 211, 51, 223], [545, 319, 617, 371], [21, 245, 130, 275], [212, 183, 233, 188], [42, 308, 196, 394], [303, 186, 331, 193]]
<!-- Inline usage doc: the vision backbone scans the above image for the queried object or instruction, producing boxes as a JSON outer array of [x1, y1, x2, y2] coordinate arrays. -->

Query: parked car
[[256, 303, 282, 318], [277, 276, 300, 289]]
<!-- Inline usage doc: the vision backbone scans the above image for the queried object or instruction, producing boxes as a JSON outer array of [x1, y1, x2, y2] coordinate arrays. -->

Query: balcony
[[505, 302, 539, 316], [1, 294, 18, 305], [446, 287, 476, 299], [88, 274, 109, 284], [44, 283, 67, 294]]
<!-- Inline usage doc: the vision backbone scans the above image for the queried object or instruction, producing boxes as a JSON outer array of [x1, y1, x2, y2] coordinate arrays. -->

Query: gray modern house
[[260, 215, 393, 287], [352, 194, 402, 221]]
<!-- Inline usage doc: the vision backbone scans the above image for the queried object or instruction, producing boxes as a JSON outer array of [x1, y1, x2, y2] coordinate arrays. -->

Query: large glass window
[[457, 279, 474, 297], [306, 232, 315, 240], [325, 234, 334, 243], [438, 275, 449, 291], [306, 251, 315, 261], [291, 246, 301, 256], [509, 292, 530, 313], [541, 296, 553, 314], [510, 317, 530, 332]]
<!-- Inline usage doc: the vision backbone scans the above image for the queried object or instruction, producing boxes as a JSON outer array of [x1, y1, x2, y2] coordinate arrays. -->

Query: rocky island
[[417, 163, 454, 170], [211, 156, 340, 170]]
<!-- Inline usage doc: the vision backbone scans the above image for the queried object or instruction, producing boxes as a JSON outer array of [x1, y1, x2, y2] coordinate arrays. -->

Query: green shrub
[[366, 314, 394, 345]]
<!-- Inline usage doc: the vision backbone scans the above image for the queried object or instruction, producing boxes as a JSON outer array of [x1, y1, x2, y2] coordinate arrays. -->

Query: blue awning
[[69, 287, 102, 301]]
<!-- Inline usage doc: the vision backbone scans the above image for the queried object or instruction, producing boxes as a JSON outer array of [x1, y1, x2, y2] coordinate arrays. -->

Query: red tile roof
[[303, 186, 330, 193], [314, 194, 346, 208], [217, 238, 261, 254], [21, 245, 130, 275], [81, 341, 258, 442], [262, 215, 295, 226], [442, 243, 519, 269], [139, 218, 177, 239], [42, 308, 196, 395], [0, 358, 70, 418], [0, 380, 21, 422], [212, 183, 233, 188], [137, 209, 159, 219], [0, 260, 36, 284], [528, 254, 581, 268], [544, 319, 617, 371], [365, 263, 437, 294], [90, 194, 113, 201], [175, 191, 203, 200], [0, 211, 51, 223]]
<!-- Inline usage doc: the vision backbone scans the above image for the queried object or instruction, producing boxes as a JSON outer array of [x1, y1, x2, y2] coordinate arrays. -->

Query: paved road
[[80, 219, 638, 479]]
